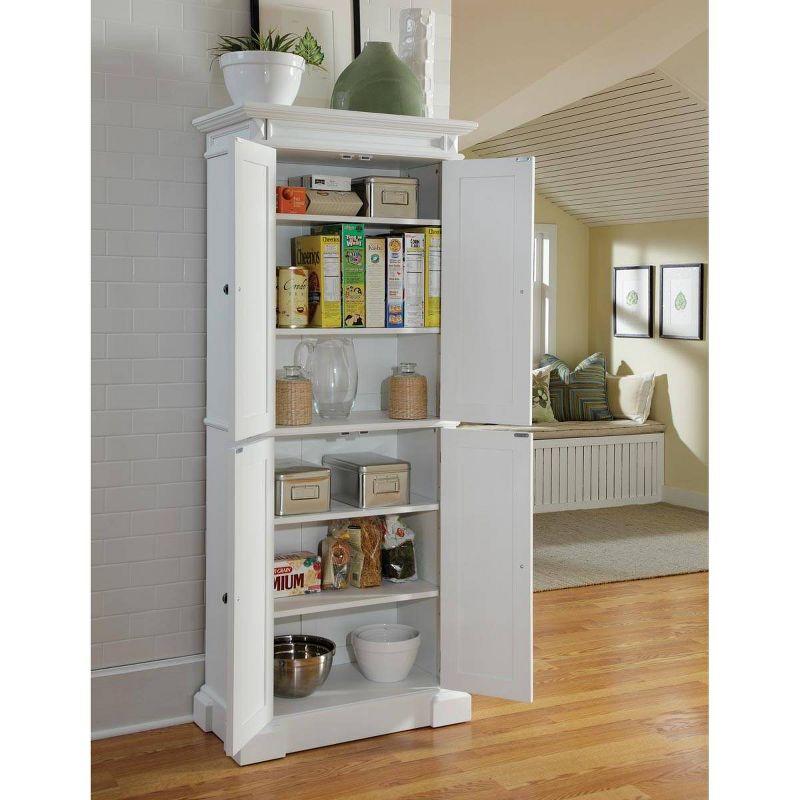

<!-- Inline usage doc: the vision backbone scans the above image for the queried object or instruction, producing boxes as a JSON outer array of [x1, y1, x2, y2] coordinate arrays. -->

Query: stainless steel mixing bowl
[[273, 634, 336, 698]]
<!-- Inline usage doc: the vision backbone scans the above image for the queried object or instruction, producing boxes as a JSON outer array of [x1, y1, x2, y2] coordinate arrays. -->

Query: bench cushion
[[461, 419, 666, 439]]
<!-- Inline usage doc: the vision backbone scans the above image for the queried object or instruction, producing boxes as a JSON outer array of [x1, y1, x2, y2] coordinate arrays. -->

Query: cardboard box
[[305, 190, 362, 216], [289, 174, 352, 191], [292, 234, 342, 328], [276, 186, 307, 214], [385, 235, 404, 328], [409, 226, 441, 327], [365, 237, 386, 328], [273, 551, 322, 597], [402, 231, 425, 328], [316, 224, 366, 327]]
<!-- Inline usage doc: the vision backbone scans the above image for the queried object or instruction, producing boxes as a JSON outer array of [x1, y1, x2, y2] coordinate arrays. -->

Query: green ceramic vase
[[330, 41, 424, 117]]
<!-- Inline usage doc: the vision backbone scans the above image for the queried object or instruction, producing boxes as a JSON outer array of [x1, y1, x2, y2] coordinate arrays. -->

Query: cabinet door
[[440, 157, 534, 426], [440, 427, 533, 702], [233, 138, 276, 440], [226, 439, 274, 757]]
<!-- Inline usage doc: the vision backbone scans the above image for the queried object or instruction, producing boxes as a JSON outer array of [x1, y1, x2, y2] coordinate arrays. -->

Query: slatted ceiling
[[469, 71, 708, 226]]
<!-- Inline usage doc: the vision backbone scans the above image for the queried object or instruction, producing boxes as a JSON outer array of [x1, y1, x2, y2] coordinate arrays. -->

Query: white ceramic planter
[[220, 51, 305, 106]]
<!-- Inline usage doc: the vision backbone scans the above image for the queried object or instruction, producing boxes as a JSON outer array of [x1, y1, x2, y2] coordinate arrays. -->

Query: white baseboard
[[662, 486, 708, 511], [92, 654, 205, 740]]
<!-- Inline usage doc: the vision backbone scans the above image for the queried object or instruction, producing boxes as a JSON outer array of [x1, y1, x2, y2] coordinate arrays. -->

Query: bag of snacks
[[319, 533, 352, 590], [329, 517, 384, 588], [381, 515, 417, 582]]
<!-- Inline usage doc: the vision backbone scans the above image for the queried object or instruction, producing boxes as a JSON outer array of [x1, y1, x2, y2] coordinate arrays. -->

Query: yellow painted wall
[[535, 194, 589, 365], [588, 219, 708, 495]]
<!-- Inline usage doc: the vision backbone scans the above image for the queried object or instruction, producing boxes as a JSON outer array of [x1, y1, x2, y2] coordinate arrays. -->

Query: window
[[534, 223, 557, 359]]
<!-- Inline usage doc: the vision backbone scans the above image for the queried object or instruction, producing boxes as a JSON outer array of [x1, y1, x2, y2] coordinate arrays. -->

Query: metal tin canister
[[321, 452, 410, 508], [277, 266, 309, 328]]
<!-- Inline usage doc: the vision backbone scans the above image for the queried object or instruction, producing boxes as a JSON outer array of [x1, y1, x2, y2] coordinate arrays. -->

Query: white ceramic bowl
[[351, 623, 421, 683], [220, 51, 305, 106]]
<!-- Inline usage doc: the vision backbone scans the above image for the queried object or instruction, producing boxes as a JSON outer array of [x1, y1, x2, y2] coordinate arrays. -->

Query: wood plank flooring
[[92, 573, 708, 800]]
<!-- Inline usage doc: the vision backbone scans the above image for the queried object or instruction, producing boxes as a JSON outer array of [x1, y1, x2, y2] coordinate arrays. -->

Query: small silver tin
[[321, 452, 410, 509], [351, 176, 419, 219], [274, 460, 331, 516]]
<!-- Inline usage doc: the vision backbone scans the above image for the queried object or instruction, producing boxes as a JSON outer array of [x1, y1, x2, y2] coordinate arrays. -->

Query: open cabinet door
[[233, 138, 276, 441], [440, 427, 533, 702], [226, 439, 274, 757], [440, 157, 534, 426]]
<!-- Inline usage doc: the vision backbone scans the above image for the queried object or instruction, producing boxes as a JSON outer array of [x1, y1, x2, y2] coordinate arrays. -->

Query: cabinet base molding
[[194, 682, 472, 766]]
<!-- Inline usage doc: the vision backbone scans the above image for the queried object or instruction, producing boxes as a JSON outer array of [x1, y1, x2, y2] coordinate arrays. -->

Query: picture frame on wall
[[251, 0, 355, 108], [660, 263, 705, 340], [613, 265, 653, 338]]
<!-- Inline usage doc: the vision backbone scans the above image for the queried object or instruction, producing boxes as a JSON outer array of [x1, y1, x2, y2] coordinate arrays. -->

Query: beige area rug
[[533, 502, 708, 592]]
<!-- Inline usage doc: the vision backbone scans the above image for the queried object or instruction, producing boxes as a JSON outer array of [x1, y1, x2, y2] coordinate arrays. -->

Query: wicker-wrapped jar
[[276, 365, 312, 426], [388, 363, 427, 420]]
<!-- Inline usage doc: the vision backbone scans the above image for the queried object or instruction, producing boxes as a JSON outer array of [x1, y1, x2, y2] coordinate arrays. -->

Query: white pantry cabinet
[[192, 103, 536, 765]]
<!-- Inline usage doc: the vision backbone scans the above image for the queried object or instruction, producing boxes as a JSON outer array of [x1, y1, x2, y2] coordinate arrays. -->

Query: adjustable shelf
[[274, 579, 439, 619], [271, 411, 447, 437], [276, 213, 441, 227], [274, 493, 438, 526], [276, 327, 439, 336]]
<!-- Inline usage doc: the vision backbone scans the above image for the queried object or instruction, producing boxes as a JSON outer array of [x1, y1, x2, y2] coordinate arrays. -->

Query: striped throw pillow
[[540, 353, 613, 422]]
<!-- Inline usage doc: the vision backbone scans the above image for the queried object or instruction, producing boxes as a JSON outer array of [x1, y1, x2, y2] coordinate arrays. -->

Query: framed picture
[[613, 266, 653, 338], [252, 0, 355, 107], [660, 263, 705, 340]]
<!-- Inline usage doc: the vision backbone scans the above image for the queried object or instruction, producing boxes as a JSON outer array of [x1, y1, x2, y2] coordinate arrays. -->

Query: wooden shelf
[[273, 663, 439, 716], [275, 493, 438, 526], [271, 411, 446, 437], [277, 213, 440, 227], [274, 579, 439, 618], [276, 327, 439, 336]]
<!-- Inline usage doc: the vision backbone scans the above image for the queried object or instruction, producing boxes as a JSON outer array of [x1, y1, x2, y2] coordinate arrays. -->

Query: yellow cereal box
[[409, 226, 441, 327], [292, 234, 342, 327]]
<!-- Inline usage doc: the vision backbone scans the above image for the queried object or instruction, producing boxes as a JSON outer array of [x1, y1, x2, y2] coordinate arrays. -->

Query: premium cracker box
[[365, 237, 386, 328], [273, 551, 322, 597], [385, 235, 404, 328], [292, 234, 342, 328], [401, 231, 425, 328], [408, 226, 441, 327], [316, 223, 365, 327]]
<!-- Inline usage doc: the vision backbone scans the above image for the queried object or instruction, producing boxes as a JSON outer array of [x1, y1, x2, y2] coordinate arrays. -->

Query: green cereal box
[[316, 223, 365, 327], [292, 234, 342, 328]]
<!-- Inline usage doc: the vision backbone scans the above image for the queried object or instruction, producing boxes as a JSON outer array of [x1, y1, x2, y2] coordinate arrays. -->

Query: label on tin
[[277, 267, 309, 328]]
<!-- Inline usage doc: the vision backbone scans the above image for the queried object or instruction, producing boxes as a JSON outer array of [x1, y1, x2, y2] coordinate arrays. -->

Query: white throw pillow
[[606, 372, 655, 424]]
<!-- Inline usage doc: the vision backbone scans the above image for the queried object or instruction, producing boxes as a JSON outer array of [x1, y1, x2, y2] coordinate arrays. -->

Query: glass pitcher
[[294, 338, 358, 419]]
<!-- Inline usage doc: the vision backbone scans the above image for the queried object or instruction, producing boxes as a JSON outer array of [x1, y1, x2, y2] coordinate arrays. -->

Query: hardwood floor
[[92, 573, 708, 800]]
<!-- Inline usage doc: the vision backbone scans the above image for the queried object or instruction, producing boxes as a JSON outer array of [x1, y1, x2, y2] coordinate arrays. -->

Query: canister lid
[[351, 176, 419, 187], [321, 452, 410, 473], [274, 460, 331, 481]]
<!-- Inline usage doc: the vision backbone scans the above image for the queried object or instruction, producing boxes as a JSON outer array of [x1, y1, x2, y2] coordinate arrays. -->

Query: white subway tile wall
[[91, 0, 250, 670], [92, 0, 451, 672]]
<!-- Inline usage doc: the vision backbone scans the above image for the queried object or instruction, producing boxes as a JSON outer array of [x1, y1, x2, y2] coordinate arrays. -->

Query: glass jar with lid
[[388, 363, 427, 420], [275, 365, 312, 426]]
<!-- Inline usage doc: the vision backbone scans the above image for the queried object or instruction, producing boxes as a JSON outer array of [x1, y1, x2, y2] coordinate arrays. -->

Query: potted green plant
[[211, 28, 325, 106]]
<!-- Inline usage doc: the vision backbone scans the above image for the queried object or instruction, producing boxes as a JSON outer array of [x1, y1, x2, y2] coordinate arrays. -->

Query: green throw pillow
[[531, 365, 557, 423], [540, 353, 613, 422]]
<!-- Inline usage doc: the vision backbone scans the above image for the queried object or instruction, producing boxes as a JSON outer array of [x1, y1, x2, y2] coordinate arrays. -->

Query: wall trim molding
[[92, 654, 205, 740], [663, 486, 708, 511]]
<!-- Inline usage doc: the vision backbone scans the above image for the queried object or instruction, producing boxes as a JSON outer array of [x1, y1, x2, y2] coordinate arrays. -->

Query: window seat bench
[[462, 420, 665, 512]]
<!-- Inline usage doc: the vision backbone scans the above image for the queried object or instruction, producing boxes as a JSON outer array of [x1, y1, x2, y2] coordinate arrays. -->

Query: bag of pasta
[[381, 514, 417, 582], [319, 532, 352, 590], [329, 517, 384, 588]]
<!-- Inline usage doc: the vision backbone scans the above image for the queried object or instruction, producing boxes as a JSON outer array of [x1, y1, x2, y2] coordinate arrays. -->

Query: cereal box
[[316, 223, 365, 327], [365, 237, 386, 328], [385, 235, 404, 328], [273, 551, 322, 597], [292, 234, 342, 328], [402, 231, 425, 328], [408, 226, 441, 327]]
